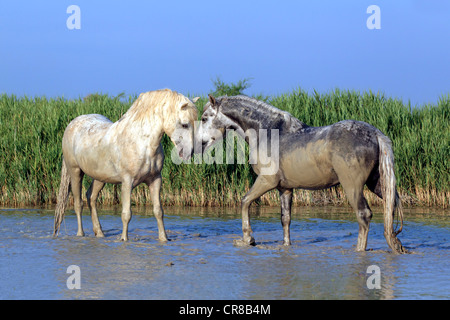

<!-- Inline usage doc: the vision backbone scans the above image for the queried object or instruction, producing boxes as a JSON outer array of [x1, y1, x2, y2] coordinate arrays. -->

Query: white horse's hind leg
[[69, 168, 85, 237], [148, 174, 168, 242], [87, 179, 105, 237], [120, 180, 133, 241]]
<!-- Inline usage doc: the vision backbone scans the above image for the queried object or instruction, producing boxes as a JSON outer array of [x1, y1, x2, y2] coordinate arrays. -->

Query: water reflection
[[0, 206, 449, 299]]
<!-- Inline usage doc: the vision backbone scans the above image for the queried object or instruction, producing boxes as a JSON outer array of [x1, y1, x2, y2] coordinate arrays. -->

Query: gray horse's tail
[[377, 134, 408, 254], [53, 158, 70, 237]]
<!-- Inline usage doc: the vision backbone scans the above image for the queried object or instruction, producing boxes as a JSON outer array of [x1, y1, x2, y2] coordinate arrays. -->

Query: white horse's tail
[[377, 134, 408, 254], [53, 158, 70, 237]]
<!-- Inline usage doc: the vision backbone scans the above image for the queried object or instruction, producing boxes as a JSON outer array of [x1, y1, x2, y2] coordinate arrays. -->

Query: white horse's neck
[[112, 103, 169, 152]]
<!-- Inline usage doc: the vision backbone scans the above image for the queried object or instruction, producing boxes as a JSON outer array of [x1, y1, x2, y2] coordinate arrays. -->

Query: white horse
[[53, 89, 199, 241]]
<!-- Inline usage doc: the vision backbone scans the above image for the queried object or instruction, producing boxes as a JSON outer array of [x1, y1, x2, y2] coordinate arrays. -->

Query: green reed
[[0, 85, 448, 208]]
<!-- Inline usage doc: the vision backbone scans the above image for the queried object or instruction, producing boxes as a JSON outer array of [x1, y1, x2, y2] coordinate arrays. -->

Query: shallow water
[[0, 206, 448, 300]]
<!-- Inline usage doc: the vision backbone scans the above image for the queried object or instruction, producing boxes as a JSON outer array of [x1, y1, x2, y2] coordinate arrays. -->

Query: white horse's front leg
[[120, 180, 133, 241], [148, 174, 168, 242]]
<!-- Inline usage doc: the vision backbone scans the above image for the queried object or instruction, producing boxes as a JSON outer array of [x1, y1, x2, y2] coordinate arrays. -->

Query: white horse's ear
[[192, 97, 200, 103], [180, 102, 189, 110]]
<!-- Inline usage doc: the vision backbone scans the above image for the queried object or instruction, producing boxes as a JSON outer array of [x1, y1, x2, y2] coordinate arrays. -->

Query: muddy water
[[0, 206, 448, 300]]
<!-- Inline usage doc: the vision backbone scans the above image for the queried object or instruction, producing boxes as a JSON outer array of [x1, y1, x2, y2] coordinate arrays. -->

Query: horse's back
[[328, 120, 380, 149], [64, 114, 113, 137], [63, 114, 113, 153]]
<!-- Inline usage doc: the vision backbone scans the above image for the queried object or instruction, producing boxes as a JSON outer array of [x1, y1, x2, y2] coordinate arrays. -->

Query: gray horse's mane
[[222, 95, 308, 133]]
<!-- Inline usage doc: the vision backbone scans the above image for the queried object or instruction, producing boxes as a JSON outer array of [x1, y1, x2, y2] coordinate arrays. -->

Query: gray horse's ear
[[208, 95, 217, 107], [192, 97, 200, 103]]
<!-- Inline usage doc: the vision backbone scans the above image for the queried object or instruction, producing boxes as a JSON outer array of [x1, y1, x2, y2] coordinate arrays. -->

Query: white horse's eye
[[182, 123, 189, 129]]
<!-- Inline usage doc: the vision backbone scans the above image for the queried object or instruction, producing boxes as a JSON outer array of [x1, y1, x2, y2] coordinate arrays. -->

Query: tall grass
[[0, 84, 448, 208]]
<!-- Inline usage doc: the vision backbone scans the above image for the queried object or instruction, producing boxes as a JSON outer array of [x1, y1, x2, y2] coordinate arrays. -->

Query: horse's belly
[[78, 153, 122, 183], [279, 148, 339, 190], [73, 145, 123, 183]]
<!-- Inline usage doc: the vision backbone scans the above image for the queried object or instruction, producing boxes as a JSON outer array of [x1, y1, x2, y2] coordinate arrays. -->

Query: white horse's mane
[[123, 89, 197, 125]]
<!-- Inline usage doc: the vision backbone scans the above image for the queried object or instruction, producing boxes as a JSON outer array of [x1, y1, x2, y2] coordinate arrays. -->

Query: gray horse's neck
[[218, 95, 308, 134]]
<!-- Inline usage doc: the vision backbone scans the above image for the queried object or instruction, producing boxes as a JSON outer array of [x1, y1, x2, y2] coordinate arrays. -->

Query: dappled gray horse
[[197, 95, 407, 254], [54, 89, 198, 242]]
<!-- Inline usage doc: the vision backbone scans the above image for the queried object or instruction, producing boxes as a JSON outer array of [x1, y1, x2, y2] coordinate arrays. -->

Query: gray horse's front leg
[[120, 180, 133, 241], [234, 175, 277, 247]]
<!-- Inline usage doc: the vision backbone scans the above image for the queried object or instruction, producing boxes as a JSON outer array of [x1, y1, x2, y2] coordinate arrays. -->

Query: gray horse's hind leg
[[347, 189, 373, 251], [86, 179, 105, 237], [355, 196, 373, 251], [69, 167, 85, 237], [339, 178, 373, 252], [279, 188, 293, 246]]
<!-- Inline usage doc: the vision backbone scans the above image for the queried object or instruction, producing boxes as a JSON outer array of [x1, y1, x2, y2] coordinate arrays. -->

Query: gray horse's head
[[195, 95, 235, 153]]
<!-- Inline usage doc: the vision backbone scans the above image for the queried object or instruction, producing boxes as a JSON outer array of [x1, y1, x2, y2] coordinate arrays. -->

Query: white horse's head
[[165, 93, 199, 161], [129, 89, 199, 161]]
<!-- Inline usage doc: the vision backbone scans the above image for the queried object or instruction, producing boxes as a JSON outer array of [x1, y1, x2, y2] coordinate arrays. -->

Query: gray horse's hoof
[[233, 237, 256, 247], [385, 233, 409, 254], [390, 238, 409, 254]]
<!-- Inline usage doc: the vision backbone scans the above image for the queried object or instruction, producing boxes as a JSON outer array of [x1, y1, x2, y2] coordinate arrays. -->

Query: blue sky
[[0, 1, 449, 105]]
